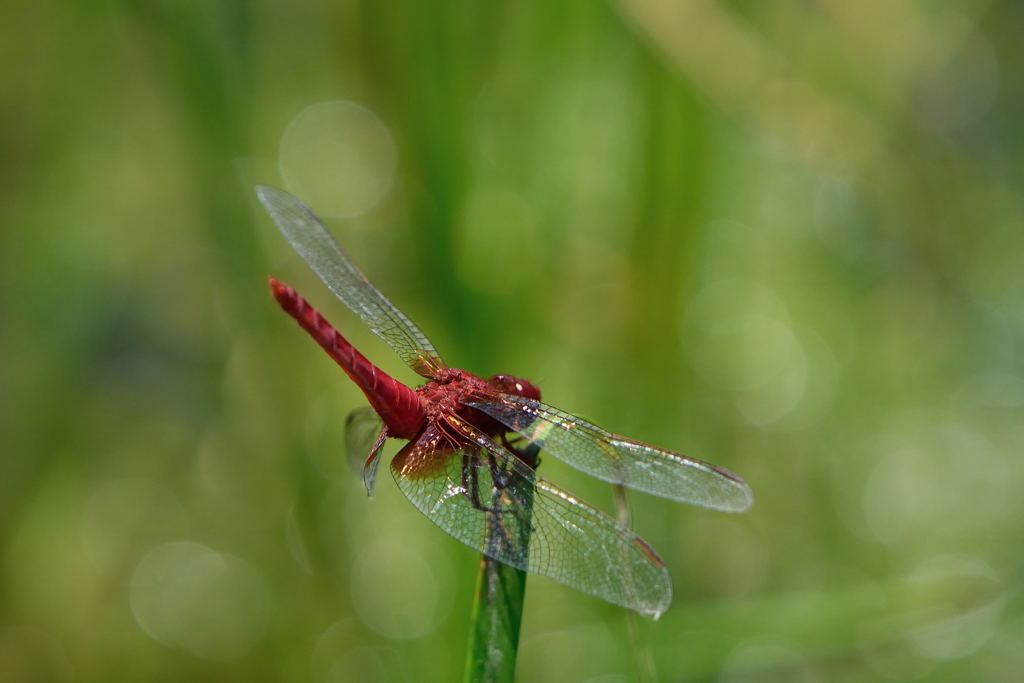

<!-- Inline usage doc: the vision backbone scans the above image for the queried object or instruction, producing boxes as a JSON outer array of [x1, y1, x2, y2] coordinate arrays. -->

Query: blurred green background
[[2, 1, 1021, 681]]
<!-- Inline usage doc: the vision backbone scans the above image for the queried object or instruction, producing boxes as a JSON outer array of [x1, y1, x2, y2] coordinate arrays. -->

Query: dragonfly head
[[487, 374, 541, 401]]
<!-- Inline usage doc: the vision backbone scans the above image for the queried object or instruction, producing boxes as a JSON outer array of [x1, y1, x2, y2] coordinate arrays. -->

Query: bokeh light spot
[[79, 477, 187, 570], [911, 23, 1000, 133], [326, 646, 400, 683], [967, 223, 1024, 326], [279, 100, 397, 218], [129, 541, 270, 660], [907, 556, 1003, 662], [350, 538, 441, 639], [954, 372, 1024, 410]]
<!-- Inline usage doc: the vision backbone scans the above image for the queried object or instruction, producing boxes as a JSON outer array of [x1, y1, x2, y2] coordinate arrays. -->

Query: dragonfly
[[257, 186, 752, 618]]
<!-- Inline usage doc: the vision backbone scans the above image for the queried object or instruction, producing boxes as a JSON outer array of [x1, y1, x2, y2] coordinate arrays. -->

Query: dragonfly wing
[[466, 395, 753, 513], [345, 406, 388, 496], [390, 416, 672, 618], [257, 185, 446, 377]]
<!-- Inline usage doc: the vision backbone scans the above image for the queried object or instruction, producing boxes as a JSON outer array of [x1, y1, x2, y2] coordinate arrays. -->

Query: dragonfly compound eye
[[488, 374, 541, 401]]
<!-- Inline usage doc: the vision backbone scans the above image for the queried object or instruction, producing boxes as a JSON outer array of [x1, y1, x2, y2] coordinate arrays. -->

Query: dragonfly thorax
[[416, 368, 541, 437], [417, 368, 492, 418]]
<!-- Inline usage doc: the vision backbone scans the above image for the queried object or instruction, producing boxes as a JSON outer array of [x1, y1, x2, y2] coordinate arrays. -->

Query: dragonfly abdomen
[[269, 276, 426, 439]]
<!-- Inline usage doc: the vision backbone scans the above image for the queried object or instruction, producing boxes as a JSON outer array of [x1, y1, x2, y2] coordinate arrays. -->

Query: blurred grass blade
[[613, 483, 658, 683], [463, 442, 540, 683]]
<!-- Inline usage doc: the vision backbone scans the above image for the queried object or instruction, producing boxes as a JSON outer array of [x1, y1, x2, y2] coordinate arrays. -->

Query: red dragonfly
[[258, 186, 752, 618]]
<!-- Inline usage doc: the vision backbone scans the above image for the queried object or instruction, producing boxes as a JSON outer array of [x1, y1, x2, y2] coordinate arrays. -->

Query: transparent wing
[[390, 415, 672, 618], [465, 395, 753, 513], [344, 407, 387, 496], [257, 185, 446, 377]]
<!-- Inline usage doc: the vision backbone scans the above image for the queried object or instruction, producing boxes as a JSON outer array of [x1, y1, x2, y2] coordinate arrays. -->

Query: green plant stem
[[463, 442, 540, 683], [463, 555, 528, 683]]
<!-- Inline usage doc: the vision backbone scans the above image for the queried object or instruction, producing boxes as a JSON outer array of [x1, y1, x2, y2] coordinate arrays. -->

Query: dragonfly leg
[[462, 452, 488, 511], [456, 443, 536, 541], [500, 432, 539, 469], [485, 451, 535, 534], [459, 451, 520, 516]]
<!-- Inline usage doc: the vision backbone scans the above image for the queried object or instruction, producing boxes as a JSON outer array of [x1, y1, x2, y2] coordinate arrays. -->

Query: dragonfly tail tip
[[268, 275, 292, 304]]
